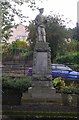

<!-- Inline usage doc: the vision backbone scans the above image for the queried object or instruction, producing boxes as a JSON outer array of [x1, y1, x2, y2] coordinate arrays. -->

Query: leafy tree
[[1, 2, 14, 42], [46, 15, 67, 62], [12, 0, 43, 9], [64, 28, 73, 39], [55, 40, 79, 70], [27, 21, 36, 49], [73, 23, 79, 41], [1, 0, 43, 43], [2, 43, 12, 60], [1, 1, 25, 43], [56, 52, 79, 65]]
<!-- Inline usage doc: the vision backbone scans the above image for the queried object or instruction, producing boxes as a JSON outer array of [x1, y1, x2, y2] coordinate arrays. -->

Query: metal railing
[[2, 63, 30, 77]]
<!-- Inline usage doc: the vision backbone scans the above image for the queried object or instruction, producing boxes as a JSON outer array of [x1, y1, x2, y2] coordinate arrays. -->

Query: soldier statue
[[35, 8, 47, 42]]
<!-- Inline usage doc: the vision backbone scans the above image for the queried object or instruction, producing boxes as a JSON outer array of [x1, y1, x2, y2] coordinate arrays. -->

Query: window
[[52, 64, 72, 71], [16, 36, 27, 40]]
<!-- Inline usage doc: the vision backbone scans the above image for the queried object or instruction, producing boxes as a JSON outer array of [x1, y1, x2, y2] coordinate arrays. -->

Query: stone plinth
[[22, 41, 62, 105]]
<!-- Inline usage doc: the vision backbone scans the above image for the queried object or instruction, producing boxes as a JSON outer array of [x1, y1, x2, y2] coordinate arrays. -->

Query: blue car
[[27, 64, 79, 80], [52, 64, 79, 80]]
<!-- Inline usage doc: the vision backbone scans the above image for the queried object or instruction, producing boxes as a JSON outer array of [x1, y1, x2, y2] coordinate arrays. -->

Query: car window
[[56, 66, 68, 70], [60, 66, 72, 71], [52, 65, 56, 69], [65, 66, 72, 71], [52, 65, 72, 71]]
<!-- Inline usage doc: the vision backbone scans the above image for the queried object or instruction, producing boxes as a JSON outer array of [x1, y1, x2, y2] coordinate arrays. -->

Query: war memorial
[[22, 8, 62, 104]]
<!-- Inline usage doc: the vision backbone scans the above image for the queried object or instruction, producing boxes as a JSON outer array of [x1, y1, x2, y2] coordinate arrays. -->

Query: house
[[9, 24, 29, 43]]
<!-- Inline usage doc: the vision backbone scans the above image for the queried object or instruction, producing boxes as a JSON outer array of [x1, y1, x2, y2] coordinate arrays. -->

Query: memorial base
[[21, 86, 62, 105], [21, 41, 62, 105]]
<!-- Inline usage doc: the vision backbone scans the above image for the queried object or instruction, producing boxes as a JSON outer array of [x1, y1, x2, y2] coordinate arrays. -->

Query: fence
[[2, 63, 30, 77]]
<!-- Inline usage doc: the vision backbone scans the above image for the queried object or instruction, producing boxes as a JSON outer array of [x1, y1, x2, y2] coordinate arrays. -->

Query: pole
[[77, 2, 79, 41]]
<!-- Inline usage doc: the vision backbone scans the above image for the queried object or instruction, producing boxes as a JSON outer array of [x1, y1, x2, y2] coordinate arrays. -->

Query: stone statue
[[35, 8, 47, 42]]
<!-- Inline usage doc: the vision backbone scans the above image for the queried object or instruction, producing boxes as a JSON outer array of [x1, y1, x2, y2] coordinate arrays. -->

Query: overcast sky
[[14, 0, 79, 28]]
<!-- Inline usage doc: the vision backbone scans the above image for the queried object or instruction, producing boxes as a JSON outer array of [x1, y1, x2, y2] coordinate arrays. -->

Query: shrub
[[63, 82, 79, 94], [53, 78, 79, 94], [53, 77, 65, 91], [2, 76, 32, 92]]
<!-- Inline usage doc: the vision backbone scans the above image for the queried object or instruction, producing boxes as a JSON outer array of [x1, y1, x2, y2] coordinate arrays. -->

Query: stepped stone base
[[21, 86, 62, 105]]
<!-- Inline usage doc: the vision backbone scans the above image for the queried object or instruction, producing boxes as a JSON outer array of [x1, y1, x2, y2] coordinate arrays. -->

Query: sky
[[14, 0, 79, 28]]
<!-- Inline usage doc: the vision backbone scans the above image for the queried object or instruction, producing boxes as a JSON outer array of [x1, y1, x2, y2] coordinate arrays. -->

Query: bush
[[53, 77, 65, 91], [2, 76, 32, 92], [63, 82, 79, 94], [53, 77, 79, 94], [56, 52, 79, 64]]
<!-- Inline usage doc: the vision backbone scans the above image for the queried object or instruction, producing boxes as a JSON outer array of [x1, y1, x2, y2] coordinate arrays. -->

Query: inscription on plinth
[[34, 52, 47, 74]]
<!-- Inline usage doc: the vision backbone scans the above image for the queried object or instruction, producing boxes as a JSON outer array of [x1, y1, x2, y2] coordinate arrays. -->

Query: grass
[[3, 110, 79, 118]]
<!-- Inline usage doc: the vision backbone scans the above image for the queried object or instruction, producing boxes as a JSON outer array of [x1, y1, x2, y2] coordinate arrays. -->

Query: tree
[[46, 15, 67, 61], [27, 20, 37, 50], [1, 0, 43, 43], [12, 0, 43, 9], [72, 26, 79, 41], [1, 1, 29, 43], [1, 2, 14, 42]]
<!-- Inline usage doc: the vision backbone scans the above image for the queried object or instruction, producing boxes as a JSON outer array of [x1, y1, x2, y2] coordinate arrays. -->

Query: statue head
[[39, 8, 44, 13]]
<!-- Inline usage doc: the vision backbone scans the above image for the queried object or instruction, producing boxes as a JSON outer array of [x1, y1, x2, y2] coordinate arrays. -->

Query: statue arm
[[44, 17, 47, 24], [35, 15, 39, 26]]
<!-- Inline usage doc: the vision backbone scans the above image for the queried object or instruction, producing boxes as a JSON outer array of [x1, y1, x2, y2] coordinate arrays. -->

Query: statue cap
[[39, 8, 44, 11]]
